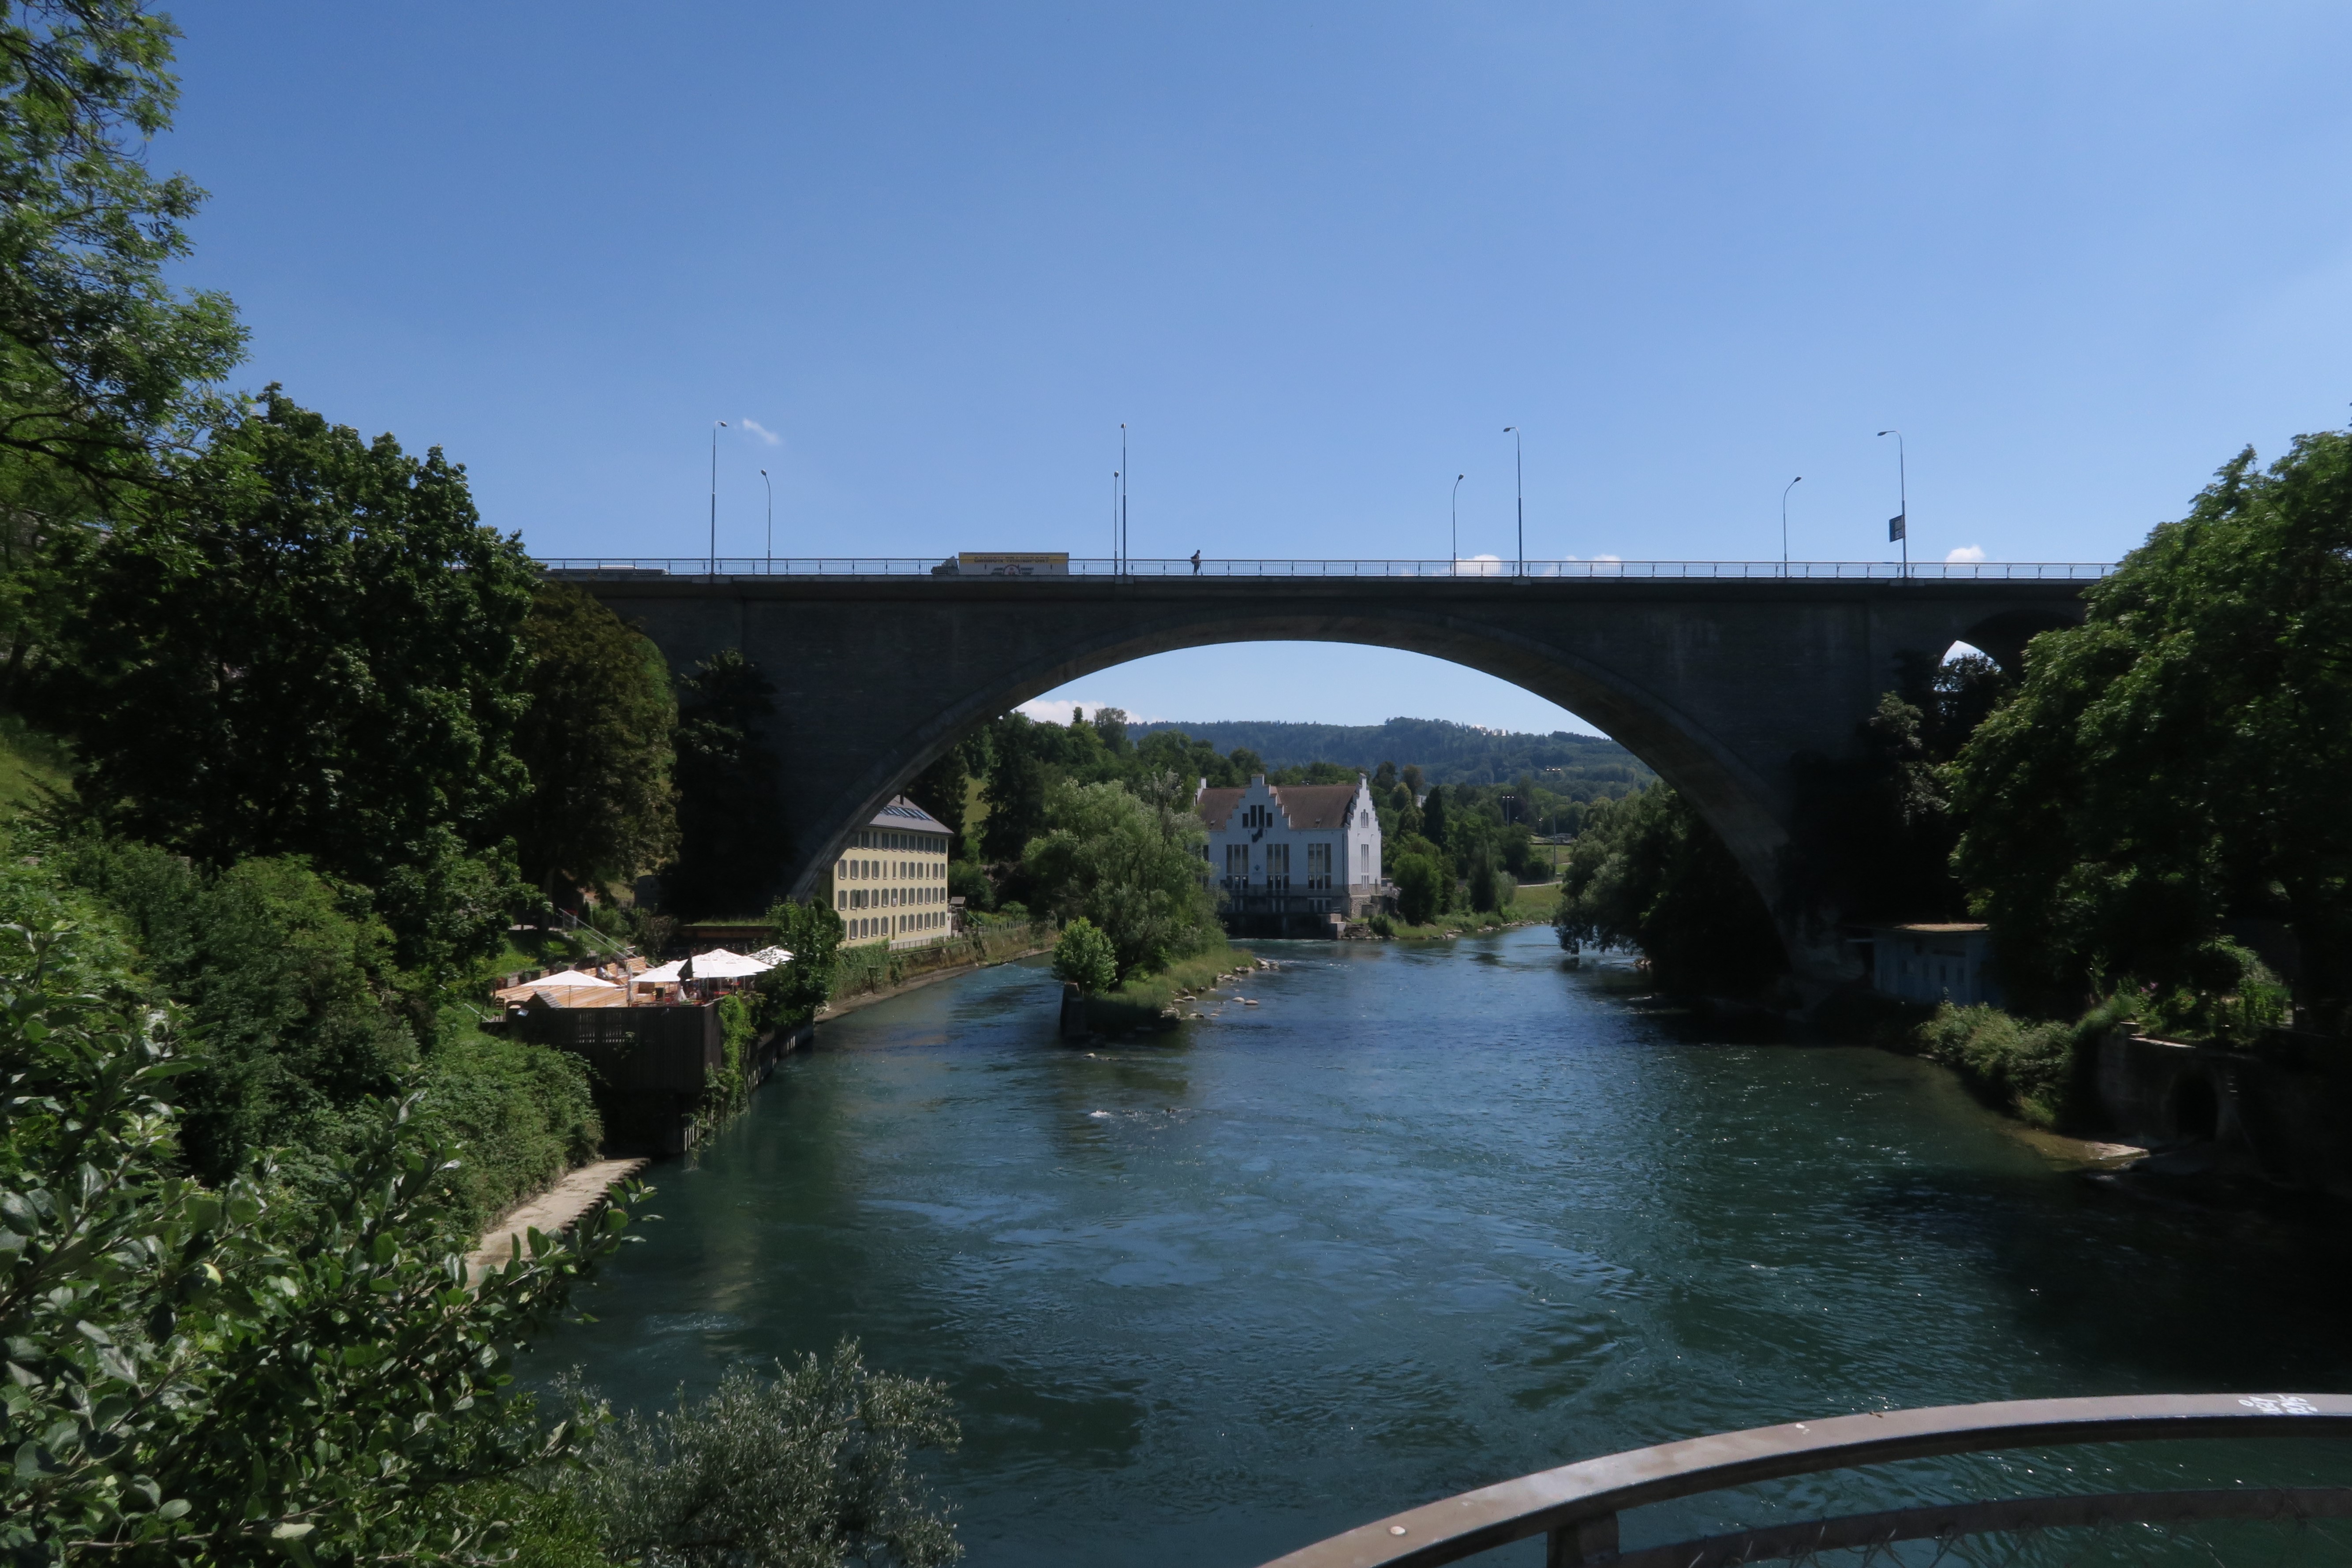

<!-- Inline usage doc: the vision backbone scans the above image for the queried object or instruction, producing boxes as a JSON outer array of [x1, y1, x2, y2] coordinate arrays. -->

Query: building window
[[1267, 844, 1289, 889], [1307, 843, 1331, 889], [1359, 843, 1370, 878], [1226, 844, 1248, 883]]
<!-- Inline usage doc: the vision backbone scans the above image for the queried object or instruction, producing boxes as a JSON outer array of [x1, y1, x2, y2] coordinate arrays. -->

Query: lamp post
[[760, 468, 773, 570], [1111, 469, 1120, 567], [1503, 427, 1523, 576], [709, 419, 727, 576], [1877, 429, 1907, 577], [1119, 423, 1129, 575], [1451, 473, 1464, 576], [1781, 475, 1802, 576]]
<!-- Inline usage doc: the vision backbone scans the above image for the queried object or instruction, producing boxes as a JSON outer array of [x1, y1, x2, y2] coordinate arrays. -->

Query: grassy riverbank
[[1076, 937, 1248, 1034], [1378, 879, 1561, 939], [829, 916, 1057, 1007]]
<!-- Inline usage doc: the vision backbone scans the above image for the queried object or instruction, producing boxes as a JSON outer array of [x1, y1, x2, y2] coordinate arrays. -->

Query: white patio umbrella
[[680, 947, 775, 979]]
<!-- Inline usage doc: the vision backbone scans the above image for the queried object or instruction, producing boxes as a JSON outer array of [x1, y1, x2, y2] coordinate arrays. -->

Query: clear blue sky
[[165, 3, 2352, 732]]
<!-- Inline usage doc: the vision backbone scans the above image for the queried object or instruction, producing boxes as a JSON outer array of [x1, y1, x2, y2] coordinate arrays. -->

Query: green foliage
[[1910, 1003, 2080, 1126], [1391, 853, 1443, 926], [905, 735, 983, 861], [1790, 656, 2011, 925], [1952, 432, 2352, 1025], [512, 583, 677, 900], [1552, 784, 1784, 996], [38, 388, 539, 975], [0, 1, 244, 487], [1129, 717, 1653, 797], [417, 1027, 603, 1235], [702, 992, 759, 1127], [1021, 778, 1218, 980], [1051, 917, 1117, 994], [0, 889, 633, 1566], [664, 650, 788, 919], [565, 1343, 960, 1568], [2132, 942, 2292, 1048], [759, 897, 845, 1027], [946, 859, 993, 911], [55, 835, 423, 1183]]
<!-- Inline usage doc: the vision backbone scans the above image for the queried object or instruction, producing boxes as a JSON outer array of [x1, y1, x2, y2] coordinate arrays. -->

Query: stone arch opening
[[816, 609, 1790, 956], [2170, 1071, 2220, 1143]]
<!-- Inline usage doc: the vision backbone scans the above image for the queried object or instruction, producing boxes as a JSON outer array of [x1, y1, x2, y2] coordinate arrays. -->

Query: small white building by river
[[1196, 773, 1386, 933]]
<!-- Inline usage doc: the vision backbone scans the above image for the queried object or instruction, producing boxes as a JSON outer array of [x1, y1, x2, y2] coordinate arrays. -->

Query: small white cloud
[[1945, 544, 1987, 563], [1017, 698, 1161, 726], [1594, 554, 1622, 562], [738, 418, 782, 446]]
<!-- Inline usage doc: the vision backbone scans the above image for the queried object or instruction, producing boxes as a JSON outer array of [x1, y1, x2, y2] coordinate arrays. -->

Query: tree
[[56, 835, 421, 1183], [664, 650, 789, 919], [0, 2, 244, 487], [1391, 852, 1443, 925], [980, 713, 1052, 862], [906, 734, 983, 861], [1553, 784, 1784, 996], [759, 896, 844, 1026], [1951, 433, 2352, 1025], [1022, 778, 1215, 979], [0, 875, 631, 1566], [567, 1345, 959, 1568], [1421, 786, 1449, 860], [39, 389, 537, 973], [1052, 916, 1118, 994], [511, 583, 677, 902]]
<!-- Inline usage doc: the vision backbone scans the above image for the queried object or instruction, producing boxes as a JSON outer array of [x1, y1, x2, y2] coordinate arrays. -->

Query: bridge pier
[[570, 571, 2087, 989]]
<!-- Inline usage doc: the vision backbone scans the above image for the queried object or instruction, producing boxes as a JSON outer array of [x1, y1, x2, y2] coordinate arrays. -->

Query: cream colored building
[[832, 796, 956, 949]]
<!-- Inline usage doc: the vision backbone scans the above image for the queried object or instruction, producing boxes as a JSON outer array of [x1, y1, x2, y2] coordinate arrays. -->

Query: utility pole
[[710, 420, 726, 576], [1877, 430, 1907, 577], [1781, 476, 1802, 576], [1504, 427, 1523, 576], [1452, 473, 1464, 575]]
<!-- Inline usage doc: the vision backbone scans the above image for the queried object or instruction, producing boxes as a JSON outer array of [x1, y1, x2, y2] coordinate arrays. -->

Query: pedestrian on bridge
[[1191, 550, 1202, 575]]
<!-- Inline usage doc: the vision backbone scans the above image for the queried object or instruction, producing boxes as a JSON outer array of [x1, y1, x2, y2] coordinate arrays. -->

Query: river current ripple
[[529, 927, 2352, 1566]]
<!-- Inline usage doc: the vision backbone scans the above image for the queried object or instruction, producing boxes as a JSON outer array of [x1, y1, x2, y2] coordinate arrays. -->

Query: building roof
[[1874, 922, 1990, 935], [1195, 780, 1364, 831], [868, 796, 949, 834]]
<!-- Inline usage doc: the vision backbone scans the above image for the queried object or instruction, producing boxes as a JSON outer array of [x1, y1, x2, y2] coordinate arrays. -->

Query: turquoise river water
[[529, 926, 2352, 1566]]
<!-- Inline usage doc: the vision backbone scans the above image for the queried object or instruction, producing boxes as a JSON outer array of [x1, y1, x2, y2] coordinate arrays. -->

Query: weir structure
[[558, 558, 2101, 988]]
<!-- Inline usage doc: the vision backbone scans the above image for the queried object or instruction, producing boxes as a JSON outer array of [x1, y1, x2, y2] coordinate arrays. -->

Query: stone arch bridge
[[562, 561, 2096, 988]]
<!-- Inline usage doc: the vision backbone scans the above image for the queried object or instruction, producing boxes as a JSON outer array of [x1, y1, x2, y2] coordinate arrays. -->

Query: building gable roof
[[868, 796, 948, 835], [1193, 780, 1366, 831]]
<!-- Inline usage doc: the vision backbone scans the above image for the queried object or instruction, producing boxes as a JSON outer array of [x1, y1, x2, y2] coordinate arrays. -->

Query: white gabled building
[[1195, 773, 1387, 932]]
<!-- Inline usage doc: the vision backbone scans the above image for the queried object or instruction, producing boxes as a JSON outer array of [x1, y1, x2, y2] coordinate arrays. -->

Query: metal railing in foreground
[[1258, 1394, 2352, 1568], [535, 557, 2116, 582]]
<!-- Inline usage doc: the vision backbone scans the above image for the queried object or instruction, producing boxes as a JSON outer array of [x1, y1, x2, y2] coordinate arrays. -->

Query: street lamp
[[1781, 476, 1802, 576], [710, 420, 727, 577], [1120, 423, 1129, 575], [760, 468, 773, 570], [1877, 429, 1907, 577], [1451, 473, 1465, 576], [1503, 427, 1523, 575]]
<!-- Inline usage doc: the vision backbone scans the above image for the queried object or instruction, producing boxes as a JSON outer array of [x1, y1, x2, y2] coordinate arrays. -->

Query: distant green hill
[[1127, 716, 1654, 794]]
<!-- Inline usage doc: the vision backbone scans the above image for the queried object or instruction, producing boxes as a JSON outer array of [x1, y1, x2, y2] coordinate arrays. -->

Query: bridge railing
[[536, 557, 2117, 582], [1257, 1393, 2352, 1568]]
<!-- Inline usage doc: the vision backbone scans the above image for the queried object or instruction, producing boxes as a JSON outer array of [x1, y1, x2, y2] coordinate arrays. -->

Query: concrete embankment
[[467, 1156, 649, 1282]]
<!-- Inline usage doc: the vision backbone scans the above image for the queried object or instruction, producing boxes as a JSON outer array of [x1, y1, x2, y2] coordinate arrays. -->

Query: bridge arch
[[570, 569, 2092, 988]]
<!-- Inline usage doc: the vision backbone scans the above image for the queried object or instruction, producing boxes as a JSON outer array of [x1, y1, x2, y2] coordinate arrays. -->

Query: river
[[528, 926, 2352, 1566]]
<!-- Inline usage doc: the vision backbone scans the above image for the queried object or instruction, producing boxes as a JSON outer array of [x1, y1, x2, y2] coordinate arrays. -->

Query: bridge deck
[[541, 556, 2112, 583]]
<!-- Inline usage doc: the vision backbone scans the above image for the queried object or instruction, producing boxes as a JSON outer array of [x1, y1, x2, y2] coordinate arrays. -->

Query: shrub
[[566, 1343, 958, 1568], [758, 897, 844, 1027], [1912, 1003, 2078, 1125], [0, 900, 632, 1564], [1053, 917, 1118, 994], [419, 1028, 603, 1233], [1392, 854, 1443, 925]]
